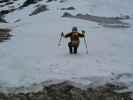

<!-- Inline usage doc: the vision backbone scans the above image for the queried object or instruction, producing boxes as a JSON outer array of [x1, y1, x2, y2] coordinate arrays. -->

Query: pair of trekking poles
[[58, 31, 88, 54]]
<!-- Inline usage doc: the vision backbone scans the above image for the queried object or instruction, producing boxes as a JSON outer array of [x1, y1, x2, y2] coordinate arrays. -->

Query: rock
[[46, 0, 57, 3], [0, 10, 13, 15], [29, 5, 48, 16], [0, 0, 10, 3], [69, 88, 87, 100], [20, 0, 39, 8], [0, 24, 12, 42], [16, 93, 28, 100], [62, 12, 72, 17], [60, 0, 67, 3], [0, 16, 6, 23], [61, 6, 75, 10]]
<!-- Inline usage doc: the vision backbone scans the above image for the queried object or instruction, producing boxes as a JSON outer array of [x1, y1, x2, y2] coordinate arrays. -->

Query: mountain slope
[[0, 0, 133, 93]]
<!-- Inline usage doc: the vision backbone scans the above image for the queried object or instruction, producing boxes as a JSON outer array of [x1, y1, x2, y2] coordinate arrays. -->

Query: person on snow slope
[[62, 26, 85, 54]]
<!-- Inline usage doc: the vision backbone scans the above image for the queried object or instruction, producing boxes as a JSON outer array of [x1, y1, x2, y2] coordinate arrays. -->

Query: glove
[[61, 32, 64, 37], [81, 30, 85, 36]]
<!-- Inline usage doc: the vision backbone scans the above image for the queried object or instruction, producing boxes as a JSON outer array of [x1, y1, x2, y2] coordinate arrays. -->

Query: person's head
[[72, 26, 78, 32]]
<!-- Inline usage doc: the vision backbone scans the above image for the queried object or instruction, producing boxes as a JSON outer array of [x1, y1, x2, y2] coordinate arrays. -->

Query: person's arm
[[64, 32, 72, 38], [78, 32, 85, 37]]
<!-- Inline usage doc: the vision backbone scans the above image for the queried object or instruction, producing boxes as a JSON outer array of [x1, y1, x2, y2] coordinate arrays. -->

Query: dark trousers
[[68, 42, 78, 54]]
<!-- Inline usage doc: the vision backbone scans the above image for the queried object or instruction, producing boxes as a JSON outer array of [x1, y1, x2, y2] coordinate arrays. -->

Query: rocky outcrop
[[29, 5, 48, 16], [0, 9, 15, 15], [59, 0, 68, 3], [0, 16, 7, 23], [0, 81, 132, 100], [20, 0, 42, 8], [0, 0, 10, 3], [62, 12, 130, 28], [46, 0, 57, 3], [0, 23, 12, 42], [0, 28, 12, 42], [61, 6, 75, 10]]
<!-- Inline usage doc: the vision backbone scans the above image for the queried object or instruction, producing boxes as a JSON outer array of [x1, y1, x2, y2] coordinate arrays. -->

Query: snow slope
[[0, 0, 133, 92], [4, 0, 133, 21]]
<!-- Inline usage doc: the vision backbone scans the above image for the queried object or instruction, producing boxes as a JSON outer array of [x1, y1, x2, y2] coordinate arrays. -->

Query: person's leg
[[69, 46, 73, 54], [74, 46, 78, 54], [68, 42, 73, 54]]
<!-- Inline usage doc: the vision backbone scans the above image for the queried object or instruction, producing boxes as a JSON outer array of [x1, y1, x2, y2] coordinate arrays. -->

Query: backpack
[[71, 32, 79, 41]]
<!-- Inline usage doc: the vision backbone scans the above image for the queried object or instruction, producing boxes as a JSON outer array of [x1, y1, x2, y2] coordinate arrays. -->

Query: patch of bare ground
[[62, 12, 130, 28], [0, 28, 12, 42], [29, 4, 48, 16], [0, 81, 132, 100]]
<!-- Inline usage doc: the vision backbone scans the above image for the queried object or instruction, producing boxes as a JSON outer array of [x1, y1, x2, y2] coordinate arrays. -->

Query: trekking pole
[[82, 30, 88, 54], [58, 32, 64, 46], [84, 37, 88, 54]]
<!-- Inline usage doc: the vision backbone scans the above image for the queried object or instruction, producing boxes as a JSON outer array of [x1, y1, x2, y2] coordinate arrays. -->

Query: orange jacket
[[64, 32, 84, 42]]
